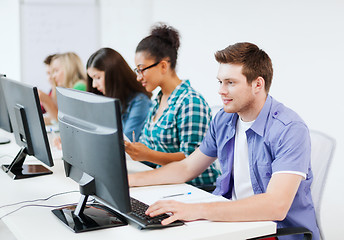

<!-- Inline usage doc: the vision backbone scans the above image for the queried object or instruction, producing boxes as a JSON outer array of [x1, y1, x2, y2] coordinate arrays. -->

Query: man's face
[[217, 63, 255, 115]]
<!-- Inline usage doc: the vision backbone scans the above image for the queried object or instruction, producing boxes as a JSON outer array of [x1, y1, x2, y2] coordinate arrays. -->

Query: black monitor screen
[[0, 75, 12, 144], [0, 77, 53, 179], [53, 87, 129, 232]]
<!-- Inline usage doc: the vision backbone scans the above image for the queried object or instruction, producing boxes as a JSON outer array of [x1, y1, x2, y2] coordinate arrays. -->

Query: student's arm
[[38, 90, 58, 121], [128, 148, 216, 187], [123, 94, 151, 142], [125, 142, 186, 165], [124, 97, 186, 165], [125, 94, 211, 165], [146, 173, 302, 225]]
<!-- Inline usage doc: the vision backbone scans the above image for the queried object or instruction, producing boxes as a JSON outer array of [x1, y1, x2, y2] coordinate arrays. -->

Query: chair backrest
[[309, 130, 336, 239]]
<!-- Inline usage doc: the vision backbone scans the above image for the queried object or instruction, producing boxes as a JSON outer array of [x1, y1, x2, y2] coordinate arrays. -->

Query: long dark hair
[[136, 23, 180, 70], [86, 48, 152, 112]]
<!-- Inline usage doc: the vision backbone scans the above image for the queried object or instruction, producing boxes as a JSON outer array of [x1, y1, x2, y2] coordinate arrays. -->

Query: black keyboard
[[129, 197, 184, 229]]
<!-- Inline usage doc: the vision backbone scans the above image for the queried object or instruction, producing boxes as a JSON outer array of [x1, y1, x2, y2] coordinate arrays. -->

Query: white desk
[[0, 129, 276, 240]]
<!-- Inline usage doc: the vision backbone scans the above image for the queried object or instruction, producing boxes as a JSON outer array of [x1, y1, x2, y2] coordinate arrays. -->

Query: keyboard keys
[[130, 197, 177, 226]]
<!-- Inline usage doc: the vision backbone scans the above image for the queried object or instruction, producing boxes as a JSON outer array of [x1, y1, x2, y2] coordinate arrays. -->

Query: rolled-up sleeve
[[199, 115, 218, 158], [271, 122, 311, 175]]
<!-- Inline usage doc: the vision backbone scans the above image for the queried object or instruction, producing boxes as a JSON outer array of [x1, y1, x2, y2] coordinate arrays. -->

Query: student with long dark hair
[[125, 24, 220, 188], [86, 48, 152, 141]]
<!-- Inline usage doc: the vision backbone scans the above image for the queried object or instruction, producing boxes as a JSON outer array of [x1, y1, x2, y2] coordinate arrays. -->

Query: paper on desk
[[130, 184, 229, 228], [130, 183, 228, 206], [126, 160, 152, 174], [45, 124, 59, 133]]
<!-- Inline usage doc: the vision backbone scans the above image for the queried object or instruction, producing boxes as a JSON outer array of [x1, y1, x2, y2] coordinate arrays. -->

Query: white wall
[[19, 0, 100, 92], [99, 0, 154, 67], [1, 0, 100, 90], [100, 0, 344, 239], [0, 0, 21, 80]]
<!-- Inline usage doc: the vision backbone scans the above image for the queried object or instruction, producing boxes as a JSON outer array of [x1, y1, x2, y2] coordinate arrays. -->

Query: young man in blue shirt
[[128, 42, 319, 240]]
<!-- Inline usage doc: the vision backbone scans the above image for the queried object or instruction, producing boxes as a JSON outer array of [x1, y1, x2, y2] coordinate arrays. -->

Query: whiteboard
[[20, 0, 100, 92]]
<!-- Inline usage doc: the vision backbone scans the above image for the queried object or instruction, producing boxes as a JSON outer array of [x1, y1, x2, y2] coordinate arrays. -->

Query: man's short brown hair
[[215, 42, 273, 93]]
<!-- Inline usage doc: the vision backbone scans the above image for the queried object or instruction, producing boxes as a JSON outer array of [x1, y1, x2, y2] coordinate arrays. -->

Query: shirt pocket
[[155, 120, 177, 145], [254, 149, 273, 181]]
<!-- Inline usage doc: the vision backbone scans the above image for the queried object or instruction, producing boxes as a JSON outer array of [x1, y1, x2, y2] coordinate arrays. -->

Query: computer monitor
[[0, 77, 54, 179], [52, 87, 128, 232], [0, 74, 13, 144]]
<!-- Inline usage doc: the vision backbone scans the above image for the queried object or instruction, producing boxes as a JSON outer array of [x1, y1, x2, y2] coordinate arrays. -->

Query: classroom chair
[[249, 129, 336, 240]]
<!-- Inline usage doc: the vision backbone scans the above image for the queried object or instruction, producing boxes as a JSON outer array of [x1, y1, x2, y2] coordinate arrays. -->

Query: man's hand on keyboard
[[145, 200, 202, 225]]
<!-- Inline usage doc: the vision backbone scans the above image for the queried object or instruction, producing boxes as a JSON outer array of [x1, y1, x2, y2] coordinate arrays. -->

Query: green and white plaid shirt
[[139, 80, 221, 186]]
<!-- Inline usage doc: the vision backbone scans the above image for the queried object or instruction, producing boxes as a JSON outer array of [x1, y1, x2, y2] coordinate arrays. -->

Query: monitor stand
[[0, 136, 10, 144], [1, 146, 53, 179], [52, 194, 127, 233]]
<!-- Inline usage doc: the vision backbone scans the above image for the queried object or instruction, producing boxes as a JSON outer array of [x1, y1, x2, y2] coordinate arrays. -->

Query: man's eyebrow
[[216, 77, 235, 81]]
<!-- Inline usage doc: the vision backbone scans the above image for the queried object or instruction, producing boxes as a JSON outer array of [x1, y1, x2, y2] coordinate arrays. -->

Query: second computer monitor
[[53, 87, 129, 232], [0, 77, 54, 179]]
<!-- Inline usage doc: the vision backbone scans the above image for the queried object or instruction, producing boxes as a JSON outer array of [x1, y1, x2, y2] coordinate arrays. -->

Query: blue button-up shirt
[[199, 95, 320, 240], [122, 92, 151, 142]]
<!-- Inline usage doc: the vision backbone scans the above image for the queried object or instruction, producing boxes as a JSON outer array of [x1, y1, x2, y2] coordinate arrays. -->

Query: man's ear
[[253, 76, 265, 93]]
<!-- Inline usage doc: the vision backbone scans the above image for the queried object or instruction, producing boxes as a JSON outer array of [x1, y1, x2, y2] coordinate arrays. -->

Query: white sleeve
[[272, 171, 306, 180]]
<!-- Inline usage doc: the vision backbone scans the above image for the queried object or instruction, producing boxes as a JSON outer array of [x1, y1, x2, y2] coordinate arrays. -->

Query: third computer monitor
[[0, 75, 12, 144]]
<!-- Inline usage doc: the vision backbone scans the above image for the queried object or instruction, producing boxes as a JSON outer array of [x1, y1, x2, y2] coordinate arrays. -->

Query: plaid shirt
[[139, 80, 221, 186]]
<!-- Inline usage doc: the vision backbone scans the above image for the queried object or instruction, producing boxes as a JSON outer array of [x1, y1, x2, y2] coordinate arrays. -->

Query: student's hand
[[145, 200, 202, 225], [124, 141, 151, 161], [53, 136, 62, 150], [38, 89, 49, 103]]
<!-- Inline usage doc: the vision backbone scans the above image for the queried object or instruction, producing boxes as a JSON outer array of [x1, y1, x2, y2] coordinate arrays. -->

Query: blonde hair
[[52, 52, 86, 88]]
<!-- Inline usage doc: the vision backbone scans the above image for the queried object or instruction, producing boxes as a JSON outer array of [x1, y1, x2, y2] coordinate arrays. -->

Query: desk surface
[[0, 130, 276, 240]]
